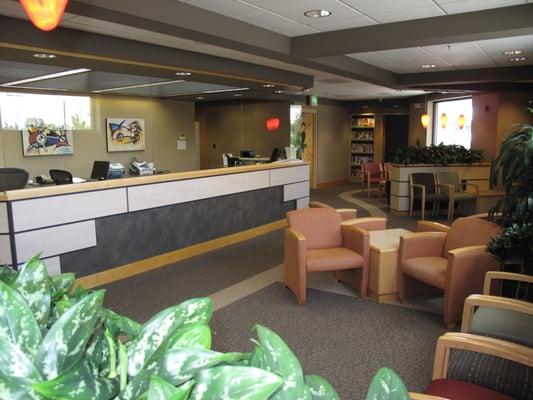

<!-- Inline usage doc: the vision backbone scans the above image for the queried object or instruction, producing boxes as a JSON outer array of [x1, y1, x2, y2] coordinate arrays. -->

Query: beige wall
[[197, 101, 290, 169], [316, 103, 350, 184], [0, 94, 196, 178]]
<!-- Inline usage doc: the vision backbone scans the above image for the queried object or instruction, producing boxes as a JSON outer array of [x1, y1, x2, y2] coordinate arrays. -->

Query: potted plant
[[392, 142, 484, 166]]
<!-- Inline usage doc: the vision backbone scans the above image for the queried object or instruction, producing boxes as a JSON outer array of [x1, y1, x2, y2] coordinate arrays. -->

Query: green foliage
[[0, 255, 339, 399], [365, 367, 410, 400], [392, 143, 484, 166], [70, 114, 91, 130]]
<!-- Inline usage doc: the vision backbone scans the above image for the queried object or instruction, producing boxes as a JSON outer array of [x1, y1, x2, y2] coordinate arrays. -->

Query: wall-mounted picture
[[106, 118, 145, 152], [22, 125, 74, 157]]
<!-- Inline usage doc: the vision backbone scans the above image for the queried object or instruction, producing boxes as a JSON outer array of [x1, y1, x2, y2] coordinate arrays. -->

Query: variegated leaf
[[189, 366, 283, 400], [47, 296, 75, 328], [32, 359, 119, 400], [120, 349, 245, 400], [166, 325, 212, 351], [365, 367, 410, 400], [147, 376, 179, 400], [305, 375, 340, 400], [35, 290, 105, 380], [50, 273, 76, 300], [105, 309, 142, 339], [0, 281, 42, 358], [0, 265, 18, 285], [127, 298, 212, 377], [12, 255, 51, 328], [0, 336, 42, 381], [252, 325, 311, 399], [0, 373, 43, 400]]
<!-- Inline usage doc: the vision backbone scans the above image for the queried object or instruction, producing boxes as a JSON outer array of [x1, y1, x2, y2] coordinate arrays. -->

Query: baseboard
[[316, 178, 349, 189], [75, 219, 287, 289]]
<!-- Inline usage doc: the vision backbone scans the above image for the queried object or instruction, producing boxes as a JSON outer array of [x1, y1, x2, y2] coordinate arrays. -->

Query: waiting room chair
[[284, 208, 370, 305], [409, 173, 452, 220], [398, 217, 501, 327], [309, 201, 357, 221], [361, 162, 382, 198], [49, 169, 73, 185], [437, 171, 478, 221], [462, 271, 533, 347], [0, 168, 29, 191], [378, 162, 392, 200], [424, 332, 533, 400]]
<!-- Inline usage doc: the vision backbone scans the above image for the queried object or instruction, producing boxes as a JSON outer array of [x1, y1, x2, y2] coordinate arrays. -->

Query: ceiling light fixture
[[262, 84, 275, 88], [33, 53, 57, 59], [304, 9, 331, 18], [93, 79, 185, 93], [458, 114, 466, 130], [233, 93, 242, 97], [440, 113, 448, 129], [421, 64, 436, 69], [274, 90, 284, 94], [503, 50, 523, 56], [509, 56, 527, 62], [1, 68, 90, 87], [176, 72, 192, 76], [195, 96, 205, 100]]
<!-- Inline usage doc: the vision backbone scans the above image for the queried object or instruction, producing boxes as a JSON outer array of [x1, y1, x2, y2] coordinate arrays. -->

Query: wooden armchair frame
[[409, 174, 453, 220]]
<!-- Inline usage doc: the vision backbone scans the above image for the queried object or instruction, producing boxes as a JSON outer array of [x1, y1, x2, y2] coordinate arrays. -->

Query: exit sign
[[310, 95, 318, 106]]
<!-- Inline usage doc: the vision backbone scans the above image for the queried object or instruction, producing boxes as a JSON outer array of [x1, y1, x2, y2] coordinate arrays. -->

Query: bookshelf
[[350, 114, 375, 180]]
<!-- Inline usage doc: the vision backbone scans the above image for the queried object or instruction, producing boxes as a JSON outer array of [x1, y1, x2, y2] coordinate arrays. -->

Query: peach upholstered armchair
[[398, 217, 501, 327], [284, 208, 370, 305], [309, 201, 358, 221]]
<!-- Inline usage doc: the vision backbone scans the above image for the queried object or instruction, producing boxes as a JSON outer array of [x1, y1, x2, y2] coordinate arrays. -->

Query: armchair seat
[[306, 248, 364, 272], [402, 257, 447, 289], [453, 192, 476, 201], [426, 379, 513, 400], [471, 308, 533, 347], [413, 192, 449, 202]]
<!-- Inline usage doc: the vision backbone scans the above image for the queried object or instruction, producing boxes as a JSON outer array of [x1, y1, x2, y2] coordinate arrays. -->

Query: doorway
[[383, 114, 409, 162]]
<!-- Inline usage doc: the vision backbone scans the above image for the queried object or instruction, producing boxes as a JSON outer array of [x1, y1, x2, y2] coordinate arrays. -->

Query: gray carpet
[[211, 282, 446, 400], [102, 229, 284, 322]]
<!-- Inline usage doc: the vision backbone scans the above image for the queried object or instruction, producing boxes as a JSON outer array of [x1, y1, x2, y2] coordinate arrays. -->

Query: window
[[433, 98, 472, 149], [0, 92, 92, 130]]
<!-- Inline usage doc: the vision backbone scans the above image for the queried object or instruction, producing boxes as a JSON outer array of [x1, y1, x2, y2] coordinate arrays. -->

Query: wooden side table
[[368, 228, 411, 303]]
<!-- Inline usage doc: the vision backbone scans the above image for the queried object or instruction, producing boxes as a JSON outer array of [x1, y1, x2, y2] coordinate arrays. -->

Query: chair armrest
[[336, 208, 358, 221], [461, 294, 533, 333], [432, 332, 533, 380], [342, 217, 387, 231], [416, 221, 450, 233], [445, 246, 500, 324], [411, 183, 425, 193], [435, 183, 454, 196], [398, 232, 447, 262], [284, 228, 306, 289], [342, 224, 369, 258], [483, 271, 533, 295]]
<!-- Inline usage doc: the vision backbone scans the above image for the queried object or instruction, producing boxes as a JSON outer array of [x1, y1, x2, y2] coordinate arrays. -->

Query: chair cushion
[[437, 171, 462, 192], [426, 379, 513, 400], [287, 208, 343, 250], [453, 192, 477, 201], [444, 218, 501, 257], [402, 256, 448, 289], [306, 248, 364, 272], [472, 307, 533, 347]]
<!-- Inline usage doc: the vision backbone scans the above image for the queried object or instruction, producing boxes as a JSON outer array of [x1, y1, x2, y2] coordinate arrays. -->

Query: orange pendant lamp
[[440, 113, 448, 128], [266, 117, 280, 132], [420, 114, 430, 128], [458, 114, 466, 129], [20, 0, 69, 31]]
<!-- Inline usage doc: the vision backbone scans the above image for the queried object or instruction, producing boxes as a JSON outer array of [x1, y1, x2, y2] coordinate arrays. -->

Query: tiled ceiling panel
[[434, 0, 525, 14]]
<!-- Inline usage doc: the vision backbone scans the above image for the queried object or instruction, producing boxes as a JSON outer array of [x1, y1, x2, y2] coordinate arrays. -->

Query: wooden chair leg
[[367, 180, 371, 198], [449, 201, 455, 221], [421, 193, 426, 220], [409, 195, 414, 217]]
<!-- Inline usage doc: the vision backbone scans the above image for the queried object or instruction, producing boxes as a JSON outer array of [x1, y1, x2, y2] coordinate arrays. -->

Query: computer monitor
[[240, 149, 256, 158], [90, 161, 110, 180], [269, 148, 281, 162]]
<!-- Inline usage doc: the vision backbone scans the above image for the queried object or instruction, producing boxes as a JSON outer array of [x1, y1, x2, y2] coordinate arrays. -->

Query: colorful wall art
[[22, 125, 74, 156], [106, 118, 146, 152]]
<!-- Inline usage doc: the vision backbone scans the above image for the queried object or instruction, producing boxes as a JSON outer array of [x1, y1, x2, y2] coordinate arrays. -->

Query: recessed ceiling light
[[93, 79, 184, 93], [176, 72, 192, 76], [262, 84, 275, 88], [233, 93, 242, 97], [275, 90, 284, 94], [196, 96, 205, 100], [503, 50, 523, 56], [2, 68, 91, 87], [362, 105, 369, 109], [304, 9, 331, 18], [509, 56, 527, 62], [421, 64, 436, 69], [33, 53, 56, 59]]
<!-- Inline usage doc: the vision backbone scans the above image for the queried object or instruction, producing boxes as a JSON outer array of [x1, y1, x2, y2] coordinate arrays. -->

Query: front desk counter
[[0, 162, 310, 286]]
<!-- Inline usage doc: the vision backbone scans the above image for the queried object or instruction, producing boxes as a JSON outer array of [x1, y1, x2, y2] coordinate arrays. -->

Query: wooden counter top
[[0, 161, 306, 201]]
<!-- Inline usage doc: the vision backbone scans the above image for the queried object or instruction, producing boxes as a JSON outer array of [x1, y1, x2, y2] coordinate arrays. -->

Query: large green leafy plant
[[392, 142, 484, 166], [0, 255, 339, 399]]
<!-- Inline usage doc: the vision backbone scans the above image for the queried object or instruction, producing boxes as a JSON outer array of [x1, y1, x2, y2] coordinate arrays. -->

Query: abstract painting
[[106, 118, 145, 152], [22, 125, 74, 156]]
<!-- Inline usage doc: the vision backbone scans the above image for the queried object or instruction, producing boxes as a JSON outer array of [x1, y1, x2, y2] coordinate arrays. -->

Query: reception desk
[[0, 162, 310, 286]]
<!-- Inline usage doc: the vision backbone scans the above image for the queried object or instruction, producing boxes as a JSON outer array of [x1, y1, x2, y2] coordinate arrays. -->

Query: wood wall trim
[[74, 218, 287, 289], [316, 178, 349, 189]]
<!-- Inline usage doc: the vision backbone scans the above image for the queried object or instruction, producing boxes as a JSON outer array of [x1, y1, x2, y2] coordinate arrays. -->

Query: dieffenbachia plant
[[0, 255, 339, 399]]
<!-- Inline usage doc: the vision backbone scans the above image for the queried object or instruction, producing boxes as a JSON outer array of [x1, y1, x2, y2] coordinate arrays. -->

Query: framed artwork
[[106, 118, 145, 152], [22, 126, 74, 156]]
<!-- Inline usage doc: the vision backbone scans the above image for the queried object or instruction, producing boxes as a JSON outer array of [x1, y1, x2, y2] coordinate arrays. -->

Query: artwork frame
[[106, 118, 146, 152], [22, 126, 74, 157]]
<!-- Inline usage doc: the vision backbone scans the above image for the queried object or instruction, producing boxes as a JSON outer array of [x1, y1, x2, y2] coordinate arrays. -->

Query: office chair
[[49, 169, 73, 185], [0, 168, 29, 191]]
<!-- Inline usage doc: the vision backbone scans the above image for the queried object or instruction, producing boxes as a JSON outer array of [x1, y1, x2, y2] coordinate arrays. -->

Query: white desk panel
[[128, 170, 271, 212], [297, 197, 310, 209], [0, 235, 12, 265], [12, 188, 127, 232], [284, 181, 310, 202], [15, 220, 97, 262], [0, 202, 8, 234], [270, 165, 310, 186]]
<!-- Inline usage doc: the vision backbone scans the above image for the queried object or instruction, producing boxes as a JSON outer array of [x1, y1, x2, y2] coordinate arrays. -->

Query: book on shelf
[[351, 130, 374, 141], [352, 117, 375, 128]]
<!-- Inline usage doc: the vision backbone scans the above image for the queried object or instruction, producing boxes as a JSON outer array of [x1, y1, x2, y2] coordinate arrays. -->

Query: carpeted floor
[[211, 282, 446, 400]]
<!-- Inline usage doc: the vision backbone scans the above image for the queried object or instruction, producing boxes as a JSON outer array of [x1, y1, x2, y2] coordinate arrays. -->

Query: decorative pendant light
[[266, 117, 280, 132], [440, 113, 448, 128], [457, 114, 466, 130], [420, 114, 430, 128], [20, 0, 69, 31]]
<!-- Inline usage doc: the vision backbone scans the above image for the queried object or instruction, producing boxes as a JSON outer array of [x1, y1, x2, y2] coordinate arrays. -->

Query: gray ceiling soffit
[[55, 0, 399, 89], [404, 82, 533, 93], [291, 4, 533, 58], [0, 16, 312, 89], [399, 66, 533, 87]]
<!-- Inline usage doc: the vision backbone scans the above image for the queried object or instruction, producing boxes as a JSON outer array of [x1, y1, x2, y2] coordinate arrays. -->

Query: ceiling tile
[[435, 0, 524, 14], [240, 12, 319, 36], [422, 42, 496, 67], [178, 0, 261, 17]]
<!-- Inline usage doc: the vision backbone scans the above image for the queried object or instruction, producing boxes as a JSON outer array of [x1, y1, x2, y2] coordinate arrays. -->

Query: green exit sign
[[310, 95, 318, 106]]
